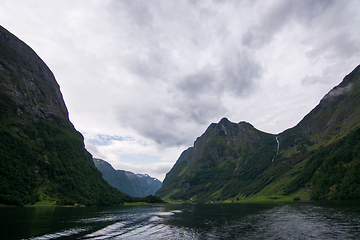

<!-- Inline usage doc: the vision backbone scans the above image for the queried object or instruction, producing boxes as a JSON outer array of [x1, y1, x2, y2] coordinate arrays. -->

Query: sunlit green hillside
[[157, 64, 360, 203]]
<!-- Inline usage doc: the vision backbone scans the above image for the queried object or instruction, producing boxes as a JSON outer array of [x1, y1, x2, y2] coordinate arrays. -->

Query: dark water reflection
[[1, 201, 360, 239]]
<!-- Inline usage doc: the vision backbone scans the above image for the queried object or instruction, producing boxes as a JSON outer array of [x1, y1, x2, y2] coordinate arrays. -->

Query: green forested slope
[[291, 127, 360, 200], [156, 119, 279, 202], [0, 119, 132, 206], [157, 64, 360, 203], [0, 25, 131, 206]]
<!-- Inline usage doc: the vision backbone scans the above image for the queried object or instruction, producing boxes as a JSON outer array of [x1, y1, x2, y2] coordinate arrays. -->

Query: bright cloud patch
[[84, 134, 184, 181]]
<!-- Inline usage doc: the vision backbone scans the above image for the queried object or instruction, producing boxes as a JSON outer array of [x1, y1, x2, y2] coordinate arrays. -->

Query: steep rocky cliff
[[0, 27, 68, 124], [157, 65, 360, 203], [0, 25, 130, 206]]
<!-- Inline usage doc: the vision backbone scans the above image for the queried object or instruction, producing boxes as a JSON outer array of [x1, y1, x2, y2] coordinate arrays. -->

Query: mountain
[[93, 158, 162, 197], [156, 64, 360, 203], [0, 25, 132, 206]]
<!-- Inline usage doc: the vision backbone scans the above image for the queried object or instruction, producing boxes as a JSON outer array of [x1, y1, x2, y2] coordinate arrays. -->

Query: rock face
[[157, 65, 360, 203], [0, 25, 130, 206], [0, 26, 68, 123], [93, 158, 162, 198]]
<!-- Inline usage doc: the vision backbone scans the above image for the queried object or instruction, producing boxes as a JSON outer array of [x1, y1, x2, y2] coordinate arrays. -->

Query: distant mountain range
[[93, 158, 162, 198], [156, 64, 360, 203]]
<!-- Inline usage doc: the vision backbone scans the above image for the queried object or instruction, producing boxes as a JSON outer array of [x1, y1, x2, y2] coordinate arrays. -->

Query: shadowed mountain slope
[[0, 25, 131, 206], [93, 158, 162, 198]]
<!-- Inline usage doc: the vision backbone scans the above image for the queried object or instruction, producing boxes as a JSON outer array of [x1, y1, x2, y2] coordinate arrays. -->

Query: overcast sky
[[1, 0, 359, 181]]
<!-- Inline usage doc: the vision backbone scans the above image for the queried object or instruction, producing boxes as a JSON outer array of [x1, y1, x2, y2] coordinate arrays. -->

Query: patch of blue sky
[[86, 134, 136, 146]]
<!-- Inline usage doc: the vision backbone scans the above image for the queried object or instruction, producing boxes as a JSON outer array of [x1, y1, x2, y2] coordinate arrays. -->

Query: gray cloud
[[323, 83, 353, 101], [108, 0, 357, 148], [220, 50, 262, 97], [298, 0, 360, 64], [1, 0, 359, 178], [177, 68, 218, 99], [176, 94, 227, 126], [241, 0, 338, 49], [117, 106, 188, 147], [306, 30, 360, 60], [109, 0, 155, 29], [116, 86, 227, 148], [241, 0, 294, 48]]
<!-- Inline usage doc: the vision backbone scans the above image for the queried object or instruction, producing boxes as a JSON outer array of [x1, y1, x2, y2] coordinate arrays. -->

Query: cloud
[[301, 65, 340, 85], [116, 0, 155, 29], [306, 31, 360, 61], [177, 69, 218, 99], [83, 133, 184, 180], [241, 0, 344, 50], [114, 49, 264, 148], [323, 83, 353, 101], [1, 0, 359, 180], [241, 0, 294, 48], [220, 50, 262, 96], [116, 102, 206, 148], [300, 1, 360, 63], [85, 143, 107, 161]]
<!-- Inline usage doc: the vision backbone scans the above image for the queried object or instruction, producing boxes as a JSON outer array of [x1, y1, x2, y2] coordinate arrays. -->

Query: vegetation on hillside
[[157, 65, 360, 203], [2, 24, 360, 206], [304, 127, 360, 200], [156, 120, 280, 203], [0, 25, 165, 207], [0, 116, 130, 206], [0, 79, 166, 207]]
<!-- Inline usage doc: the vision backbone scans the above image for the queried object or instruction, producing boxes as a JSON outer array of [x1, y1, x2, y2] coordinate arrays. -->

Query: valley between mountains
[[1, 24, 360, 206]]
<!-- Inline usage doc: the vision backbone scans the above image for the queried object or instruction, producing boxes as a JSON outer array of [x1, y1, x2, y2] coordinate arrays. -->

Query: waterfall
[[272, 136, 280, 162]]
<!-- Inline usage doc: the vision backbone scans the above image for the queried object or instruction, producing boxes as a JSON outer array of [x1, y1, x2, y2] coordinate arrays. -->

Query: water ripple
[[11, 201, 360, 239]]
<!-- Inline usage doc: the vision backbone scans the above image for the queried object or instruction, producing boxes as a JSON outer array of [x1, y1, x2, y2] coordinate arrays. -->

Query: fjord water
[[2, 201, 360, 240]]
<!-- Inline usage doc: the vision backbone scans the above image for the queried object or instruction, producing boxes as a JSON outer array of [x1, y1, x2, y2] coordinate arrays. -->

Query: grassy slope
[[158, 65, 360, 204]]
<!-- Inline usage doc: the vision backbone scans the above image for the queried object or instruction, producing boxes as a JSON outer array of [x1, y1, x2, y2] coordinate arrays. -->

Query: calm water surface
[[1, 201, 360, 239]]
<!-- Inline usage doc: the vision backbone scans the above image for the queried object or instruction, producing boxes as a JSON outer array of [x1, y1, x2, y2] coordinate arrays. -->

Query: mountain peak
[[157, 64, 360, 203], [219, 117, 230, 124]]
